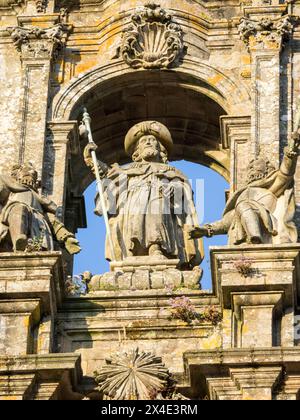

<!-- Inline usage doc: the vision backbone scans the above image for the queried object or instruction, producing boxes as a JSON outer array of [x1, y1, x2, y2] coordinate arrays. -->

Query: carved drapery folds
[[8, 23, 69, 60], [94, 348, 188, 400], [116, 3, 185, 69], [238, 15, 295, 51]]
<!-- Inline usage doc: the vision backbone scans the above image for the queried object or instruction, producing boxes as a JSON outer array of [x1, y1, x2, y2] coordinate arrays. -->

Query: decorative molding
[[238, 15, 296, 50], [94, 348, 188, 400], [7, 23, 70, 60], [116, 3, 186, 69]]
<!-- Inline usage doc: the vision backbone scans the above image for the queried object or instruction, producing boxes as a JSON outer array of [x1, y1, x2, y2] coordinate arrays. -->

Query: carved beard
[[140, 146, 160, 161]]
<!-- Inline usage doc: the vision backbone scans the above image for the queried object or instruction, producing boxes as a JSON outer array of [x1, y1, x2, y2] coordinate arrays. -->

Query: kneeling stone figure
[[191, 134, 300, 246], [0, 162, 80, 254]]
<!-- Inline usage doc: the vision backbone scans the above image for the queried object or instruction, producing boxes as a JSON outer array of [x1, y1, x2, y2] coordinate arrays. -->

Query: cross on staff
[[81, 108, 116, 262]]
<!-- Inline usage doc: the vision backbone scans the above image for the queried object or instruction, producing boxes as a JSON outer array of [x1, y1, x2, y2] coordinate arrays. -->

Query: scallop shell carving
[[117, 3, 185, 70]]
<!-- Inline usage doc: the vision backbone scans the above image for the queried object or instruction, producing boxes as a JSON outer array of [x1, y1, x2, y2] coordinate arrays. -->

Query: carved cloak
[[95, 162, 204, 267], [223, 170, 297, 245]]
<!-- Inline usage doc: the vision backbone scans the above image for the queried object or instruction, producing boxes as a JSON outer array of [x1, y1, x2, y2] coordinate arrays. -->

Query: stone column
[[7, 16, 70, 179], [238, 6, 295, 164], [44, 121, 80, 213], [220, 115, 251, 193]]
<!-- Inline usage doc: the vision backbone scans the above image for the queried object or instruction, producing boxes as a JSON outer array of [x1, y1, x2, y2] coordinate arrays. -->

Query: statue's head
[[246, 157, 275, 184], [124, 121, 173, 163], [11, 162, 39, 191]]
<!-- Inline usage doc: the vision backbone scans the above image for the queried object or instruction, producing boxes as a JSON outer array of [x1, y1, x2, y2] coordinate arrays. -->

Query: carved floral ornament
[[238, 15, 296, 50], [116, 3, 186, 69], [7, 23, 69, 59], [94, 348, 188, 400]]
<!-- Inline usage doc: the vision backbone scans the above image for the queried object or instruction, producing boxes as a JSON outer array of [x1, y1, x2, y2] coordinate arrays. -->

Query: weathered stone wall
[[1, 0, 300, 400]]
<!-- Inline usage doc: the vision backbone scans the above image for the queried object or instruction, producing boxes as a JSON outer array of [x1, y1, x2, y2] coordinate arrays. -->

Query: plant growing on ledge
[[233, 256, 253, 277], [168, 296, 198, 324], [199, 306, 223, 326], [25, 234, 45, 253]]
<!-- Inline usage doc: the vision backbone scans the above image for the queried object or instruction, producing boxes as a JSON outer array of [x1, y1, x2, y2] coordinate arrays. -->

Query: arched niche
[[64, 70, 230, 201]]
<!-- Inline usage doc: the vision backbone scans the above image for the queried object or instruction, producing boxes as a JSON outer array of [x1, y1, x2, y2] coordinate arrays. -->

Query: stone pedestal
[[0, 252, 64, 355], [0, 252, 83, 400], [184, 348, 300, 400], [89, 257, 203, 292], [211, 244, 300, 348], [0, 354, 82, 400]]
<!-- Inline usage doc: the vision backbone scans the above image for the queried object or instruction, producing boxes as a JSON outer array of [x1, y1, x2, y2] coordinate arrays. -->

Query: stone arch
[[52, 59, 250, 121], [49, 58, 251, 229]]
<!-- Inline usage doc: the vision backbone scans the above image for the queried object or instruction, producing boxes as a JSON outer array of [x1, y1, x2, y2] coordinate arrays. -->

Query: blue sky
[[73, 161, 228, 290]]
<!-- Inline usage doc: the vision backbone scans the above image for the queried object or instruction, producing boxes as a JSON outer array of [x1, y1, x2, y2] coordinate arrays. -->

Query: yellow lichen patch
[[23, 316, 30, 329], [201, 333, 222, 350], [207, 74, 223, 87], [241, 55, 251, 65], [75, 57, 99, 76], [242, 324, 250, 334]]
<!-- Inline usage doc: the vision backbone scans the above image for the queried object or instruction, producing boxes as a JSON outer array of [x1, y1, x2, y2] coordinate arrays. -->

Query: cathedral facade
[[1, 0, 300, 400]]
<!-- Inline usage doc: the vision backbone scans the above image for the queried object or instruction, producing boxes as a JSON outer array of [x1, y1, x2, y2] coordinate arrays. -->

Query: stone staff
[[81, 108, 116, 261]]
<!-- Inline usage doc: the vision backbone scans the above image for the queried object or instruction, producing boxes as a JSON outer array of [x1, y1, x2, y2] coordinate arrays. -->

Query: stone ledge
[[210, 244, 300, 309], [0, 353, 83, 400], [183, 348, 300, 400], [184, 347, 300, 367]]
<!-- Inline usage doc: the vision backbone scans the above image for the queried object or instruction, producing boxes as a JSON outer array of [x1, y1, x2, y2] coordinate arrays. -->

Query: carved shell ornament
[[94, 348, 172, 400], [116, 3, 185, 69]]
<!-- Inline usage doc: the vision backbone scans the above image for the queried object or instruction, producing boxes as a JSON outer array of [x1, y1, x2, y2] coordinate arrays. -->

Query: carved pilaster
[[45, 121, 80, 211], [238, 6, 298, 163], [220, 115, 252, 193], [6, 18, 71, 178]]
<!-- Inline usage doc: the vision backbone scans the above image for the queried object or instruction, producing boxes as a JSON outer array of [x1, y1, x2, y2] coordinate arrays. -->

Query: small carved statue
[[84, 121, 203, 268], [0, 162, 80, 254], [190, 134, 300, 245]]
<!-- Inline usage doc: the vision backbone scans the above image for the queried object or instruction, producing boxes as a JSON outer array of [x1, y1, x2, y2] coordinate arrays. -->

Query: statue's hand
[[84, 142, 98, 159], [65, 237, 81, 255], [287, 132, 300, 157], [188, 226, 210, 239]]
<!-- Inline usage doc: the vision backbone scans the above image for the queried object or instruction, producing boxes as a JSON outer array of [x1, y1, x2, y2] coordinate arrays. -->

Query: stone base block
[[0, 252, 65, 355], [184, 348, 300, 400], [210, 244, 300, 348], [0, 354, 82, 400], [89, 266, 203, 292], [89, 256, 203, 292]]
